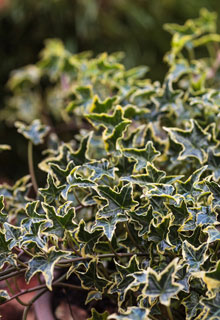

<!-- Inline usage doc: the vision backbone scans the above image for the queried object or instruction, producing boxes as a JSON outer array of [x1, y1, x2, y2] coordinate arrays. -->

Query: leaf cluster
[[1, 9, 220, 320]]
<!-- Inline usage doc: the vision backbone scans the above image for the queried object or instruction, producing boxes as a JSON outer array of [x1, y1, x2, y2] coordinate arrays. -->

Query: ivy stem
[[166, 306, 174, 320], [22, 289, 48, 320], [5, 279, 29, 307], [28, 140, 38, 194], [0, 269, 26, 281], [58, 252, 148, 264]]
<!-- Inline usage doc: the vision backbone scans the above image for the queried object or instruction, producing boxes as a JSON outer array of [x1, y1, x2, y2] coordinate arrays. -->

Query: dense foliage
[[1, 9, 220, 319]]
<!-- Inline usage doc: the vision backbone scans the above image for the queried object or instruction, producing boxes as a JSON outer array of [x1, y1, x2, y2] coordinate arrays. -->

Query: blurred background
[[0, 0, 220, 182], [1, 0, 220, 95]]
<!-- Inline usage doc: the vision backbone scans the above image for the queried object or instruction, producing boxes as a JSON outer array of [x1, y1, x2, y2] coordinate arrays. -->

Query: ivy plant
[[1, 8, 220, 320]]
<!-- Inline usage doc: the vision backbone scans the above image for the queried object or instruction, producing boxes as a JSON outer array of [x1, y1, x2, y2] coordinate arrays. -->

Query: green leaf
[[123, 141, 160, 172], [88, 308, 109, 320], [182, 241, 208, 272], [39, 174, 65, 204], [165, 120, 211, 164], [93, 215, 127, 241], [203, 260, 220, 291], [26, 248, 70, 290], [62, 166, 96, 199], [204, 226, 220, 243], [85, 291, 102, 305], [68, 132, 92, 166], [143, 259, 183, 306], [148, 215, 173, 253], [182, 291, 203, 320], [15, 119, 49, 145], [42, 202, 77, 239], [166, 200, 190, 226], [3, 222, 22, 250], [128, 205, 153, 236], [121, 163, 166, 186], [176, 166, 207, 201], [76, 220, 103, 255], [201, 292, 220, 319], [109, 256, 140, 305], [108, 307, 149, 320], [207, 149, 220, 181], [76, 260, 109, 291], [96, 184, 138, 219], [87, 106, 130, 137], [206, 181, 220, 208], [104, 120, 131, 153], [83, 160, 118, 181], [0, 230, 17, 268], [197, 206, 217, 226], [89, 95, 117, 113]]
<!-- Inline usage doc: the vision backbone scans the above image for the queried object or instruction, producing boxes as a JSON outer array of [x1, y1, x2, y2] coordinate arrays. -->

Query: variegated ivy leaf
[[3, 222, 22, 250], [96, 184, 138, 219], [0, 230, 17, 268], [142, 259, 183, 306], [85, 291, 102, 305], [206, 181, 220, 208], [123, 141, 160, 172], [89, 95, 117, 113], [15, 119, 50, 145], [0, 290, 10, 303], [148, 215, 173, 253], [86, 106, 130, 137], [121, 163, 166, 186], [76, 220, 103, 255], [182, 241, 208, 272], [39, 174, 65, 204], [109, 256, 140, 305], [165, 120, 211, 164], [204, 226, 220, 243], [104, 120, 131, 153], [175, 166, 207, 201], [42, 202, 77, 240], [26, 248, 70, 290], [144, 183, 174, 197], [176, 264, 190, 293], [196, 206, 218, 226], [68, 132, 92, 166], [83, 160, 118, 181], [108, 307, 149, 320], [127, 205, 153, 236], [62, 167, 96, 200], [20, 203, 49, 250], [21, 221, 48, 251], [154, 80, 183, 111], [76, 260, 109, 291], [93, 215, 127, 241], [49, 161, 75, 185], [202, 260, 220, 291], [182, 291, 203, 320], [207, 149, 220, 181], [88, 308, 109, 320], [166, 200, 190, 226], [21, 201, 46, 231], [200, 292, 220, 319]]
